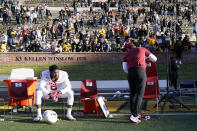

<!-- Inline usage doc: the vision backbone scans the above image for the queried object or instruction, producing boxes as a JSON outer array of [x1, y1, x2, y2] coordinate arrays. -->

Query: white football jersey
[[39, 70, 71, 94]]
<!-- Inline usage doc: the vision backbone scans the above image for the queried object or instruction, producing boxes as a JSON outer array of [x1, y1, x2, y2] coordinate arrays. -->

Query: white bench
[[0, 75, 167, 93], [0, 75, 9, 82], [72, 80, 167, 90]]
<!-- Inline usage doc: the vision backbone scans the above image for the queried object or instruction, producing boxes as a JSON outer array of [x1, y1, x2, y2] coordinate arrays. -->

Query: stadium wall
[[0, 52, 196, 64]]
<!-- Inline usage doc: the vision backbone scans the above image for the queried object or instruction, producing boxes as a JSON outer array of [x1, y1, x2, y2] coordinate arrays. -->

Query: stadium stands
[[0, 0, 196, 53]]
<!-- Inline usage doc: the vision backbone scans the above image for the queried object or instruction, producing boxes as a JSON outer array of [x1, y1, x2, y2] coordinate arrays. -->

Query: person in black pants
[[122, 42, 157, 123], [169, 57, 179, 90], [175, 37, 183, 64]]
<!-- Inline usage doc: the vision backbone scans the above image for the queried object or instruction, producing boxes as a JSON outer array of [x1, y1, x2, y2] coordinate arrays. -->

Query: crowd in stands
[[0, 0, 196, 53]]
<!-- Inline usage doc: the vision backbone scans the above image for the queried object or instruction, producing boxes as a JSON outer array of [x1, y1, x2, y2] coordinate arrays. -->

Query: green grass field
[[0, 63, 197, 80], [0, 115, 197, 131]]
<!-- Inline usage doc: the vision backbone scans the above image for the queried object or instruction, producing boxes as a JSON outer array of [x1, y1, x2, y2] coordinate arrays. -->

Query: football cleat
[[130, 115, 141, 123], [66, 115, 76, 121], [33, 115, 43, 122]]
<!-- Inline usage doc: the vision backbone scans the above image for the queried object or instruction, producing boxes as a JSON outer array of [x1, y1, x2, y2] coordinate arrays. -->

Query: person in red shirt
[[114, 23, 120, 36], [124, 38, 133, 52], [122, 42, 157, 123]]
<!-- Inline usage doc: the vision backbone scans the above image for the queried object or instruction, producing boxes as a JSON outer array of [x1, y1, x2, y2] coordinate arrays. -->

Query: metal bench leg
[[3, 100, 5, 119], [63, 99, 66, 117], [0, 99, 5, 120]]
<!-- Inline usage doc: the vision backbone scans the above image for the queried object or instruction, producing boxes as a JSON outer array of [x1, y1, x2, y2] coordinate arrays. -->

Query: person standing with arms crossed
[[122, 42, 157, 123]]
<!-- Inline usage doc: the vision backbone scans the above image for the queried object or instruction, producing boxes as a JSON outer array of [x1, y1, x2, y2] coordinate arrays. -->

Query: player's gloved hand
[[50, 92, 58, 102]]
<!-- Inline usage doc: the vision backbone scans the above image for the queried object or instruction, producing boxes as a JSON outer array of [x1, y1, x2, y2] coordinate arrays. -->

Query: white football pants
[[36, 90, 74, 105]]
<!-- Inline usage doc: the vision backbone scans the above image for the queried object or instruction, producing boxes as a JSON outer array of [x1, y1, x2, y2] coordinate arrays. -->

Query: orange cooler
[[80, 99, 107, 114], [81, 99, 102, 114], [4, 79, 37, 106]]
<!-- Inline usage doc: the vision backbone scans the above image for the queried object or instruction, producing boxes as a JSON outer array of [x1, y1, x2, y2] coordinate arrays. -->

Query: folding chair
[[80, 80, 98, 99], [179, 79, 197, 104], [144, 60, 160, 112], [144, 76, 160, 112], [79, 80, 105, 115], [4, 68, 37, 118], [144, 77, 160, 99], [4, 80, 36, 118]]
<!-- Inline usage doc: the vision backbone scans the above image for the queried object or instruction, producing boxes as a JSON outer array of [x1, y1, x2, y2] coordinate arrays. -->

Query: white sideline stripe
[[111, 113, 197, 116], [0, 80, 167, 91], [38, 80, 167, 90], [3, 112, 197, 117]]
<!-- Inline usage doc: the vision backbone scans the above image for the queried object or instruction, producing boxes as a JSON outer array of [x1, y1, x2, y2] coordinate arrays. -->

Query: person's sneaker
[[66, 115, 76, 121], [130, 115, 141, 123], [33, 115, 43, 122]]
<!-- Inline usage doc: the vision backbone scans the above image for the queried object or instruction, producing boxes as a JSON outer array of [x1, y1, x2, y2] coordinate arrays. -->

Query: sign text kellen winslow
[[15, 56, 87, 61]]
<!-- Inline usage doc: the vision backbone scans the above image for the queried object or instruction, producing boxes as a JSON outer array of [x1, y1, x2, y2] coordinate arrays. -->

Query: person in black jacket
[[169, 57, 179, 90]]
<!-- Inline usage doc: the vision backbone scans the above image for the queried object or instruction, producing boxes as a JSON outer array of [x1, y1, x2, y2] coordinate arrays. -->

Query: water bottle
[[140, 115, 151, 120], [0, 119, 4, 121], [145, 115, 151, 120]]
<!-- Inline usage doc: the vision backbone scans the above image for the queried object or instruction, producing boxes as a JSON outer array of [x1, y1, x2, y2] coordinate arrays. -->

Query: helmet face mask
[[43, 110, 58, 124]]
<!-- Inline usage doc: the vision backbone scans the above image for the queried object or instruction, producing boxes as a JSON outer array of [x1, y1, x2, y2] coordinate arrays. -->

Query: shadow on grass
[[78, 117, 129, 124], [12, 118, 47, 124]]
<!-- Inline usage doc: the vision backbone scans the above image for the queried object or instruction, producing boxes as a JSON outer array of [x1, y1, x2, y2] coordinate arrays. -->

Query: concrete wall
[[0, 52, 196, 64]]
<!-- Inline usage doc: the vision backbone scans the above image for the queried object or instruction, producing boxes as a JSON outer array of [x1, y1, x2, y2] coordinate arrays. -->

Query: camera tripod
[[155, 48, 190, 112]]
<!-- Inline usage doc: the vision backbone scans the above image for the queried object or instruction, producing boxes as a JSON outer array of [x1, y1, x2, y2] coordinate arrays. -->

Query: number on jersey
[[51, 86, 57, 90]]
